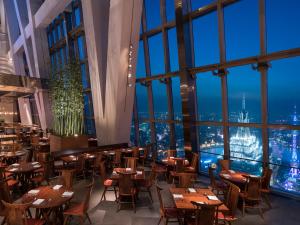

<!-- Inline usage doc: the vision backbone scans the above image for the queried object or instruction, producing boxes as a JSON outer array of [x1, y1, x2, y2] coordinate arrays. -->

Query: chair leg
[[164, 218, 168, 225], [264, 194, 272, 209], [63, 215, 69, 225], [157, 216, 162, 225], [114, 186, 118, 201], [86, 213, 92, 224], [259, 207, 264, 219], [100, 187, 107, 201], [132, 195, 136, 213], [242, 200, 245, 217], [148, 188, 153, 203]]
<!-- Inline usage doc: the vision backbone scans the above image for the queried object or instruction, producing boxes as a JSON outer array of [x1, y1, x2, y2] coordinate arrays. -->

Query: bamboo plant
[[50, 60, 84, 136]]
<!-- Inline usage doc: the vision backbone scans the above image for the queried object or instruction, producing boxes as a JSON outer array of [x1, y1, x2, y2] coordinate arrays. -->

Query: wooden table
[[219, 170, 248, 186], [19, 185, 74, 223], [170, 188, 227, 210], [0, 134, 17, 141], [6, 162, 42, 189], [0, 150, 26, 164], [111, 168, 145, 180]]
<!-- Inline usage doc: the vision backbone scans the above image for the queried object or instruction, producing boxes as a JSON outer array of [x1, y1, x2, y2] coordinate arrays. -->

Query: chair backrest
[[219, 159, 230, 171], [208, 167, 217, 188], [244, 176, 261, 201], [1, 200, 32, 225], [60, 169, 74, 190], [132, 147, 139, 158], [261, 168, 273, 190], [99, 161, 107, 181], [167, 150, 176, 158], [118, 172, 135, 196], [0, 180, 12, 216], [175, 159, 185, 173], [83, 179, 94, 213], [125, 157, 137, 170], [114, 150, 122, 163], [95, 152, 103, 166], [190, 153, 199, 169], [155, 185, 165, 215], [19, 150, 30, 163], [143, 145, 150, 159], [36, 152, 49, 163], [178, 173, 196, 188], [191, 201, 222, 225], [76, 155, 85, 171], [30, 135, 40, 145], [225, 181, 240, 217]]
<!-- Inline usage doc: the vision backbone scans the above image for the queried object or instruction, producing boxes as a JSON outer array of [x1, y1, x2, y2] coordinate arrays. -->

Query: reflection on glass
[[166, 0, 175, 22], [136, 83, 149, 118], [197, 73, 222, 121], [228, 65, 261, 123], [268, 57, 300, 125], [145, 0, 161, 30], [139, 122, 151, 146], [168, 28, 179, 72], [229, 127, 263, 175], [269, 129, 300, 195], [175, 123, 184, 157], [136, 41, 146, 78], [172, 77, 182, 120]]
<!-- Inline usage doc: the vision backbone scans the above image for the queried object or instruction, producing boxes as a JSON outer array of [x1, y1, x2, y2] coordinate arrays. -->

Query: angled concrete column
[[82, 0, 143, 145]]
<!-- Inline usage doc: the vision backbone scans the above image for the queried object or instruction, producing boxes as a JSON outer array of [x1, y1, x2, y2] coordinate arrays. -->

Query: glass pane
[[77, 36, 85, 60], [175, 123, 184, 156], [130, 120, 136, 145], [268, 57, 300, 125], [191, 0, 214, 11], [199, 126, 224, 173], [168, 28, 179, 72], [197, 72, 222, 121], [193, 11, 219, 66], [229, 127, 263, 175], [266, 0, 300, 53], [156, 123, 170, 152], [83, 93, 91, 118], [172, 77, 182, 120], [153, 80, 168, 119], [166, 0, 175, 22], [228, 65, 261, 123], [136, 41, 146, 78], [139, 122, 151, 146], [145, 0, 161, 30], [136, 83, 149, 118], [224, 0, 259, 60], [74, 7, 81, 27], [148, 33, 165, 75], [85, 119, 95, 135], [80, 64, 89, 89]]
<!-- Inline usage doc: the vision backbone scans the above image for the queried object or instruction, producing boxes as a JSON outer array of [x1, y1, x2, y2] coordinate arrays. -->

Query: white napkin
[[9, 168, 18, 172], [170, 157, 175, 159], [12, 163, 19, 167], [173, 194, 183, 199], [33, 165, 41, 168], [62, 191, 74, 197], [33, 199, 44, 205], [197, 201, 205, 204], [53, 185, 63, 190], [207, 195, 219, 201], [125, 168, 132, 172], [223, 174, 231, 178], [31, 162, 39, 165], [28, 190, 40, 194], [188, 188, 196, 193], [228, 170, 236, 174], [136, 171, 142, 175], [112, 171, 117, 175]]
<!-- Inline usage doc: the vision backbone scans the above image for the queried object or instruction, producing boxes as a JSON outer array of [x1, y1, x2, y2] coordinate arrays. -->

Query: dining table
[[161, 157, 189, 167], [111, 167, 145, 180], [0, 150, 27, 164], [0, 134, 18, 141], [17, 185, 74, 224], [219, 170, 249, 188]]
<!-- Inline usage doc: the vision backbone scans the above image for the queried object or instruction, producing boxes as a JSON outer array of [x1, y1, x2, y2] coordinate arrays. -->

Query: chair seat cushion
[[31, 175, 44, 183], [185, 167, 196, 172], [260, 188, 270, 193], [104, 179, 116, 187], [5, 172, 12, 178], [27, 218, 45, 225], [64, 203, 85, 216], [217, 212, 237, 221], [164, 207, 181, 218], [7, 179, 18, 188]]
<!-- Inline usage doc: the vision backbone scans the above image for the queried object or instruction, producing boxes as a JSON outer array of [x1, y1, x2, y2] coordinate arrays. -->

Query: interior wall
[[18, 97, 32, 125]]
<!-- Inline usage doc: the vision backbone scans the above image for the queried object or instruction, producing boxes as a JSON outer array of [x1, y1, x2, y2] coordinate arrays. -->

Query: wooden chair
[[219, 159, 230, 171], [132, 147, 140, 158], [0, 167, 18, 190], [139, 169, 156, 203], [117, 171, 137, 212], [139, 145, 149, 167], [99, 161, 117, 201], [112, 150, 122, 168], [178, 172, 196, 188], [170, 159, 185, 183], [209, 167, 227, 197], [125, 157, 138, 171], [151, 162, 167, 181], [185, 153, 198, 173], [2, 201, 45, 225], [261, 168, 273, 208], [156, 185, 182, 225], [217, 181, 240, 225], [240, 175, 263, 218], [75, 155, 86, 179], [63, 180, 94, 225], [0, 180, 12, 225], [91, 152, 103, 175], [188, 201, 222, 225], [50, 169, 74, 190]]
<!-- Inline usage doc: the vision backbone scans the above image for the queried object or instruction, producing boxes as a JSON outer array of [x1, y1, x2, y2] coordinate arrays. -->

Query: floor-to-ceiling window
[[46, 0, 95, 136], [132, 0, 300, 196]]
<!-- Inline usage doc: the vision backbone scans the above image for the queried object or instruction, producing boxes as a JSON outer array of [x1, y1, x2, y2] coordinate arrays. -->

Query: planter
[[50, 134, 89, 152]]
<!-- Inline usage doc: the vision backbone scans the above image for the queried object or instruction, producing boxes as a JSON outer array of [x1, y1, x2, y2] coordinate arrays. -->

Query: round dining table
[[20, 185, 74, 223], [219, 170, 249, 188], [0, 150, 27, 164]]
